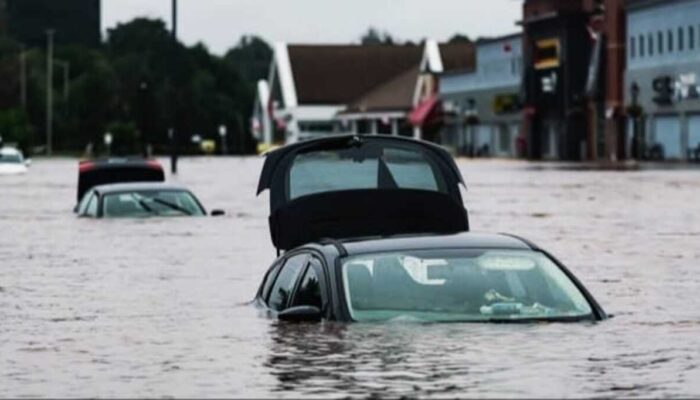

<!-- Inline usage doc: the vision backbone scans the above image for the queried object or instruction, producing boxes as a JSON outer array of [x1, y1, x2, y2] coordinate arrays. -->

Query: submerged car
[[76, 157, 165, 207], [75, 157, 223, 218], [0, 147, 30, 175], [76, 182, 222, 218], [253, 134, 606, 323]]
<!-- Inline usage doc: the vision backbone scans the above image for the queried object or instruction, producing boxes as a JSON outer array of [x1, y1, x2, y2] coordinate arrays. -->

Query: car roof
[[310, 231, 535, 257], [91, 182, 191, 194], [0, 147, 22, 156]]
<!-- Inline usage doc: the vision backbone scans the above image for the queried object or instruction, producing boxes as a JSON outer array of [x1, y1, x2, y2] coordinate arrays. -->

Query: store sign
[[653, 73, 700, 105], [492, 94, 521, 114], [534, 38, 560, 70]]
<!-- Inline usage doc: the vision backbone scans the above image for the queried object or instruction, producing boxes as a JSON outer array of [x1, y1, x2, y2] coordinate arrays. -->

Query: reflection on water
[[1, 157, 700, 397]]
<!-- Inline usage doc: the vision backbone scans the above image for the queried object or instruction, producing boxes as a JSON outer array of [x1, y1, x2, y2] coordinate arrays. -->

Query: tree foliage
[[0, 18, 273, 155]]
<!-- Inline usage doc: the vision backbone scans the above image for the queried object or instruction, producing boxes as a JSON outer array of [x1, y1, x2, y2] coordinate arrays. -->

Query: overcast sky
[[102, 0, 522, 54]]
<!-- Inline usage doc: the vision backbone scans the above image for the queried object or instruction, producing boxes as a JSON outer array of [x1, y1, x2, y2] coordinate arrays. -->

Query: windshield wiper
[[136, 198, 157, 214], [151, 197, 192, 215]]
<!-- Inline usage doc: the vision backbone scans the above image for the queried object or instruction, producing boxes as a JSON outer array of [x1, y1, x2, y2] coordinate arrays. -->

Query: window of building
[[668, 30, 674, 52], [648, 34, 654, 56], [679, 27, 685, 51], [658, 31, 664, 54], [630, 36, 636, 59], [690, 26, 695, 50], [640, 35, 645, 57]]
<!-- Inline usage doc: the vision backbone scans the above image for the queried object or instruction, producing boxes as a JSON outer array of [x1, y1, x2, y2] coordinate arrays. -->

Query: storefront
[[625, 0, 700, 161]]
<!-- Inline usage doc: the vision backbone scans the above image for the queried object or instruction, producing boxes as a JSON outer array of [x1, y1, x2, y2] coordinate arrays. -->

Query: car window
[[341, 249, 593, 322], [260, 261, 283, 301], [292, 263, 323, 309], [77, 191, 95, 215], [288, 143, 445, 200], [85, 194, 98, 217], [102, 190, 205, 218], [267, 254, 308, 311]]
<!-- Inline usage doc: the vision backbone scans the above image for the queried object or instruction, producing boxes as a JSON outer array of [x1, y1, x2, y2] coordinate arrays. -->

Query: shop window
[[690, 26, 695, 50], [648, 34, 654, 56], [640, 35, 645, 57], [668, 30, 674, 52], [658, 31, 664, 54], [630, 36, 636, 59], [533, 38, 560, 70], [679, 27, 685, 51]]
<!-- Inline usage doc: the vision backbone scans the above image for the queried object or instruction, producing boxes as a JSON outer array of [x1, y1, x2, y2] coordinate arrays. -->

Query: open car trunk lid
[[258, 135, 469, 251], [77, 158, 165, 203]]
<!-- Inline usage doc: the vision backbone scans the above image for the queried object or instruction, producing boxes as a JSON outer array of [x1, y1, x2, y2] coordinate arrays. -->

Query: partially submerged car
[[76, 157, 165, 207], [76, 182, 223, 218], [253, 134, 606, 323], [0, 147, 31, 175], [75, 157, 223, 218]]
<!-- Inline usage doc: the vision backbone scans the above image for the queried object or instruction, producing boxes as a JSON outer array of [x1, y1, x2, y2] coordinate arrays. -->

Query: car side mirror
[[278, 305, 322, 322], [210, 209, 225, 217], [24, 159, 32, 167]]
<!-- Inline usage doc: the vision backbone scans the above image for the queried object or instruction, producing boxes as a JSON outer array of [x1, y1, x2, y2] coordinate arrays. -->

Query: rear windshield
[[0, 153, 22, 163], [102, 190, 205, 218], [341, 249, 593, 322], [288, 144, 445, 200]]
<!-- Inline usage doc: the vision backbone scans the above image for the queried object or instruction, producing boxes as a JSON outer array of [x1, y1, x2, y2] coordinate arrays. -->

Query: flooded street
[[2, 156, 700, 398]]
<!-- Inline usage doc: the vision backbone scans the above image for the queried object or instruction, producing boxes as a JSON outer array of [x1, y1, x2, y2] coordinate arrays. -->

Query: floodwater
[[1, 157, 700, 398]]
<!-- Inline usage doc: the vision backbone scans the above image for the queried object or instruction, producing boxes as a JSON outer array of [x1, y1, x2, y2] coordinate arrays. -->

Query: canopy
[[408, 95, 439, 126]]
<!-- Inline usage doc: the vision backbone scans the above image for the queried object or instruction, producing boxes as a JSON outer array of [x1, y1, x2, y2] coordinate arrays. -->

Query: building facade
[[625, 0, 700, 161], [439, 34, 524, 157]]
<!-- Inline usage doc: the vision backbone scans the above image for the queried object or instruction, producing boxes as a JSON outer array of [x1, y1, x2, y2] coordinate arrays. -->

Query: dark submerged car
[[254, 134, 606, 323]]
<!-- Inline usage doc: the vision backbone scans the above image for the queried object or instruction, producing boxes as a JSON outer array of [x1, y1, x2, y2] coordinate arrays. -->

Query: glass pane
[[342, 249, 593, 322], [292, 265, 322, 308], [86, 195, 98, 217], [102, 190, 205, 218], [268, 254, 307, 311], [288, 143, 443, 199], [261, 263, 282, 301], [0, 154, 22, 163], [383, 148, 438, 191]]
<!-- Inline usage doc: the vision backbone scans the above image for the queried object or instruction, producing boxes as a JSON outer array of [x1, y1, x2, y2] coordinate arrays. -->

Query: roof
[[92, 182, 191, 194], [0, 147, 22, 156], [316, 232, 534, 256], [342, 64, 420, 114], [287, 44, 423, 104], [438, 42, 476, 72], [626, 0, 695, 10]]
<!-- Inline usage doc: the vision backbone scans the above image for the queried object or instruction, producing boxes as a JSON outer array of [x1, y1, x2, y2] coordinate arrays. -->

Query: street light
[[46, 29, 54, 156], [219, 125, 228, 155], [104, 132, 113, 156]]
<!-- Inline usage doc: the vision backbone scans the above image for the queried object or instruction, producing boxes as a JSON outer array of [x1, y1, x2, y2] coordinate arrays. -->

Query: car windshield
[[0, 153, 22, 163], [102, 190, 205, 218], [341, 249, 593, 322]]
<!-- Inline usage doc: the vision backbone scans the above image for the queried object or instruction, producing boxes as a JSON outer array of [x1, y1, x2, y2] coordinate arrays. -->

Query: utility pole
[[19, 44, 27, 109], [170, 0, 178, 173], [46, 29, 54, 156], [55, 60, 70, 101]]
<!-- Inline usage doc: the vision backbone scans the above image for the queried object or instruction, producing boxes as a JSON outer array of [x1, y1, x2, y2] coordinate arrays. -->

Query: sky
[[102, 0, 522, 54]]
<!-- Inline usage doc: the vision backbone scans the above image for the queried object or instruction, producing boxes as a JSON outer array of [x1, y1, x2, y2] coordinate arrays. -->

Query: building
[[625, 0, 700, 161], [4, 0, 101, 48], [253, 41, 473, 146], [520, 0, 604, 161], [439, 34, 524, 157]]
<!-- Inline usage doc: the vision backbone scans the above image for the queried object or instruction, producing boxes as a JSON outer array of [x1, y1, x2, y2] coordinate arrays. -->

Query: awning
[[409, 95, 438, 126]]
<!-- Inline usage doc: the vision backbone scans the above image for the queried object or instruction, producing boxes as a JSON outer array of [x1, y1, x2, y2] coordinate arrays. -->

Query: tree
[[448, 34, 472, 44], [360, 27, 395, 45]]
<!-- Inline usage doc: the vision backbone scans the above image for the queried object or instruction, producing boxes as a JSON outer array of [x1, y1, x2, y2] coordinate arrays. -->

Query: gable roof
[[342, 64, 420, 114], [438, 42, 476, 73], [287, 44, 423, 105]]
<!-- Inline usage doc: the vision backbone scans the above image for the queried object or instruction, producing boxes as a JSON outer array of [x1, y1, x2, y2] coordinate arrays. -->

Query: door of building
[[653, 116, 682, 159]]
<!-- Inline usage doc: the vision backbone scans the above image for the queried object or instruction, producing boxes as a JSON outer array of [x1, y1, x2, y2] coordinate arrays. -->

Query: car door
[[265, 253, 310, 312]]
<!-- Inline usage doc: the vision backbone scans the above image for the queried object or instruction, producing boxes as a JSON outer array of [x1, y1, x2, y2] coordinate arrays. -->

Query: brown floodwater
[[1, 157, 699, 398]]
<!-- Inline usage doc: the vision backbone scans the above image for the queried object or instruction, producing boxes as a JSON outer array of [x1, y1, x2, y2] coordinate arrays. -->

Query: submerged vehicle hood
[[257, 134, 469, 251]]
